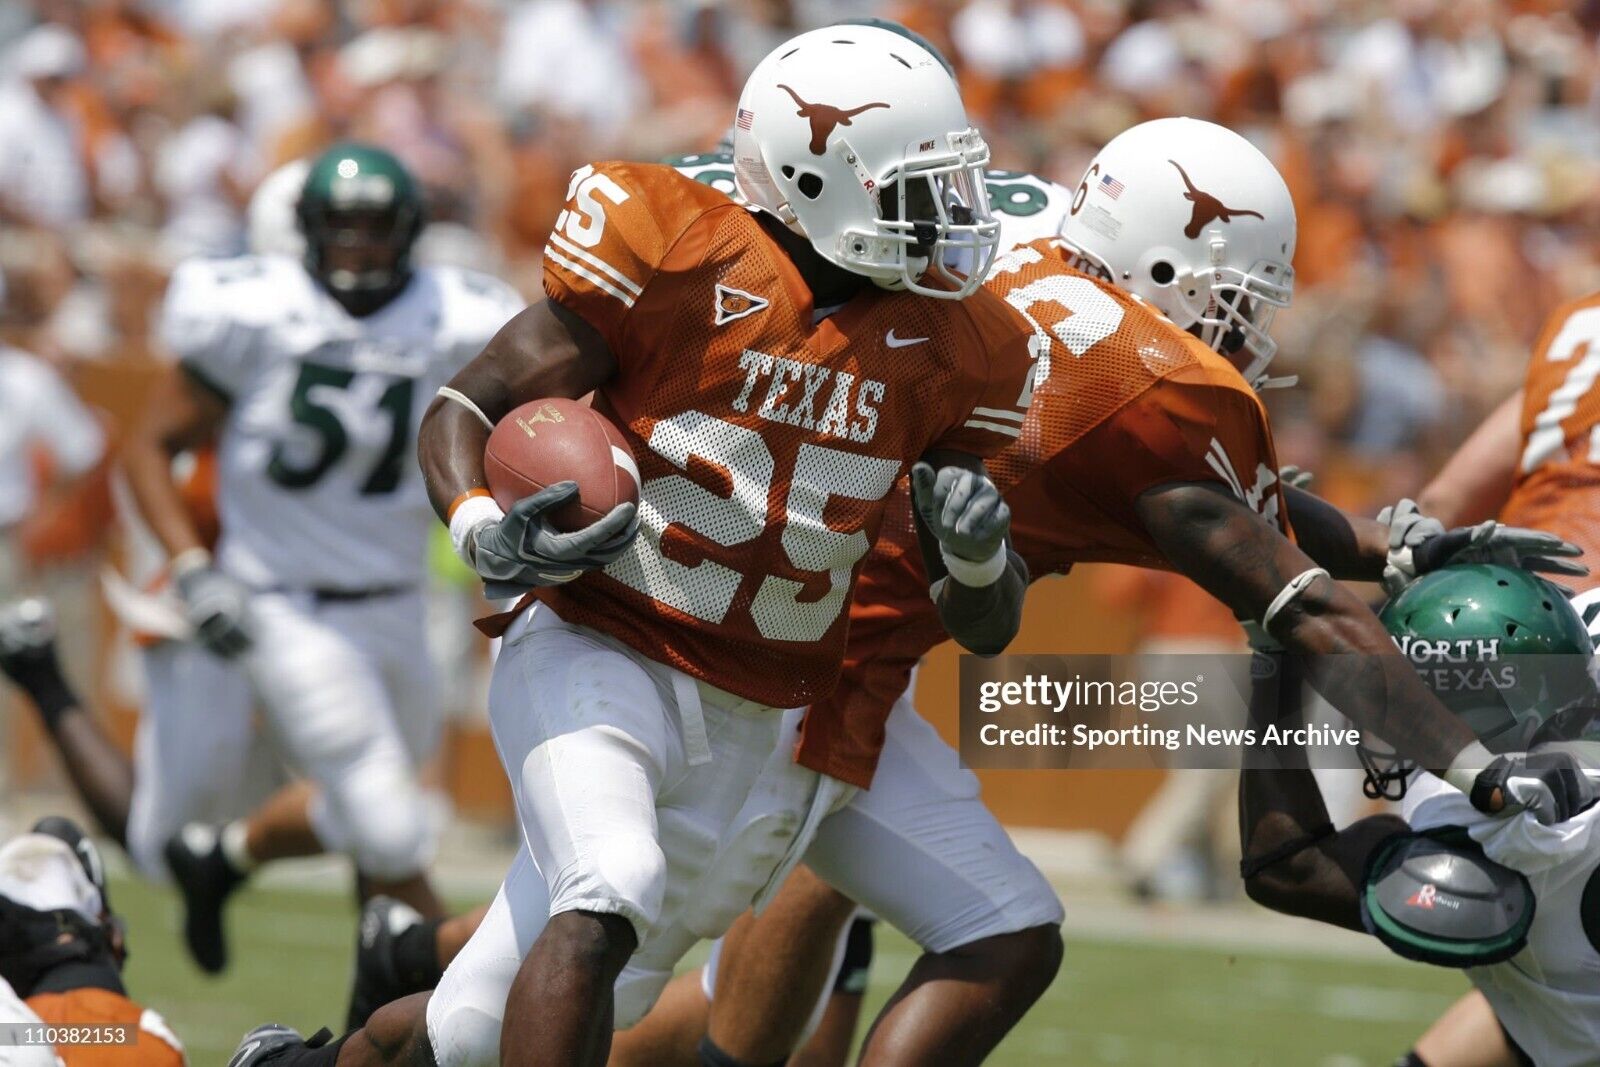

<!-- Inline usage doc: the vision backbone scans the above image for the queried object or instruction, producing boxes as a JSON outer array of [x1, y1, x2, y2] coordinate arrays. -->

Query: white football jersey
[[1403, 772, 1600, 1066], [160, 255, 523, 589], [667, 153, 1072, 254]]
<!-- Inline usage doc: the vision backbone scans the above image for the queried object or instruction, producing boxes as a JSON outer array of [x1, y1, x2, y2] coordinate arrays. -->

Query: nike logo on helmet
[[1169, 159, 1264, 239], [777, 85, 890, 155], [886, 329, 928, 348]]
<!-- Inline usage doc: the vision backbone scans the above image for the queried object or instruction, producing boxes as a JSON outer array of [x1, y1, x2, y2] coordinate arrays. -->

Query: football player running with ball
[[121, 143, 525, 971], [232, 24, 1041, 1067], [325, 115, 1596, 1067]]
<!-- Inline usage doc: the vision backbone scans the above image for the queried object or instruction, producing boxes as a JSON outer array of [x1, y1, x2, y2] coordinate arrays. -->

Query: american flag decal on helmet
[[1099, 173, 1125, 200], [736, 108, 755, 130]]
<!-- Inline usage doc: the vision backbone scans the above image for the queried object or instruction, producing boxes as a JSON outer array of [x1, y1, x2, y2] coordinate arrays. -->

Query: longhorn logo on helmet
[[777, 85, 890, 155], [1169, 160, 1265, 239]]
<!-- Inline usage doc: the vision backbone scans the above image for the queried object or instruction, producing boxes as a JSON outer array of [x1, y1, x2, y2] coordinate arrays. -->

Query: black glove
[[1469, 749, 1597, 825], [471, 482, 640, 599], [174, 562, 254, 659]]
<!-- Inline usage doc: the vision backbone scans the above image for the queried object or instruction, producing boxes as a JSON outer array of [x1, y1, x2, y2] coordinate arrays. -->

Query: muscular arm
[[914, 448, 1027, 657], [418, 299, 616, 522], [1417, 390, 1522, 527], [1282, 486, 1388, 582], [1238, 654, 1408, 930], [1135, 481, 1479, 775], [121, 367, 227, 560]]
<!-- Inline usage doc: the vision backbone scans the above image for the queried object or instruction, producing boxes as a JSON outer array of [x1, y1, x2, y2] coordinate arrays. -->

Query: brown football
[[483, 398, 640, 532]]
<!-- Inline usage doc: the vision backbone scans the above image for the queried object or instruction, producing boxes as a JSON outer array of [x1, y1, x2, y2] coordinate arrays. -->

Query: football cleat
[[346, 895, 425, 1029], [227, 1024, 333, 1066], [165, 822, 246, 974], [31, 815, 111, 912]]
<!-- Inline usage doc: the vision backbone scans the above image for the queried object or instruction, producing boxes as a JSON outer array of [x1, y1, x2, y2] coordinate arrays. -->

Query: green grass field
[[112, 874, 1472, 1066]]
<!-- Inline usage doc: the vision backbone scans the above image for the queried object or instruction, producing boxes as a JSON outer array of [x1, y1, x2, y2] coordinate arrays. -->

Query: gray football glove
[[1378, 498, 1586, 596], [1469, 749, 1597, 826], [174, 564, 253, 659], [911, 462, 1009, 565], [472, 481, 639, 599]]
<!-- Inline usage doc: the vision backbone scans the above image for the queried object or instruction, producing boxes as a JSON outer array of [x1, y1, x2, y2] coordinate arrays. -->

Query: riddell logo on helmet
[[777, 85, 890, 155], [1406, 883, 1460, 911], [1169, 160, 1264, 239]]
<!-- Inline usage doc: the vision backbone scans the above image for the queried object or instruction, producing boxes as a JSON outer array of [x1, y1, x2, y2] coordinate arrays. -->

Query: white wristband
[[940, 543, 1008, 588], [450, 495, 505, 567], [1261, 567, 1329, 631], [1443, 740, 1494, 796]]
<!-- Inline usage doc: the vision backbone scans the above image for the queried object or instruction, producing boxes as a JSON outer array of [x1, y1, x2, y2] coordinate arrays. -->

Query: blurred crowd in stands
[[3, 0, 1600, 712]]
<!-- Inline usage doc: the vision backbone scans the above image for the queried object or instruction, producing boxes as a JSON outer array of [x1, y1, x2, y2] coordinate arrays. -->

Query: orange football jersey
[[26, 987, 185, 1066], [532, 162, 1037, 708], [797, 239, 1288, 786], [1502, 291, 1600, 591]]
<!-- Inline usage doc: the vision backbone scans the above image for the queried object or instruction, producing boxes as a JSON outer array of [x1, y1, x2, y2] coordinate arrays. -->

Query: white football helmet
[[247, 158, 311, 257], [1060, 118, 1296, 387], [733, 25, 999, 299]]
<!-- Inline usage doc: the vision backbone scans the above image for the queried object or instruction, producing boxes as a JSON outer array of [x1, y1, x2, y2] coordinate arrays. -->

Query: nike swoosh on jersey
[[885, 330, 929, 348]]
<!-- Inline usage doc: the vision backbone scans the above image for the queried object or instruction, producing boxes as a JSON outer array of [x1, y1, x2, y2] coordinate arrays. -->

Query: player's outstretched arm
[[910, 451, 1027, 657], [1282, 486, 1387, 581], [1237, 652, 1407, 930], [1417, 389, 1523, 527], [1136, 481, 1481, 772], [1138, 481, 1594, 821], [1285, 479, 1585, 592]]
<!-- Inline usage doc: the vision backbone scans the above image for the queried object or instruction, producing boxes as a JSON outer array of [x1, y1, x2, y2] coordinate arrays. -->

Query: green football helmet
[[1367, 563, 1600, 796], [295, 142, 424, 315]]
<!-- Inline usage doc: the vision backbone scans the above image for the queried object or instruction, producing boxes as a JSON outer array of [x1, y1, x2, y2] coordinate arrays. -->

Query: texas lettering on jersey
[[1503, 291, 1600, 590], [536, 161, 1037, 708], [797, 237, 1287, 786]]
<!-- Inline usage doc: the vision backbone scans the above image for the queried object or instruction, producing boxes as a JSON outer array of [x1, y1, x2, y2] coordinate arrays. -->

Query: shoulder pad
[[664, 151, 737, 197], [430, 267, 524, 351], [167, 254, 305, 322], [1360, 828, 1534, 967]]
